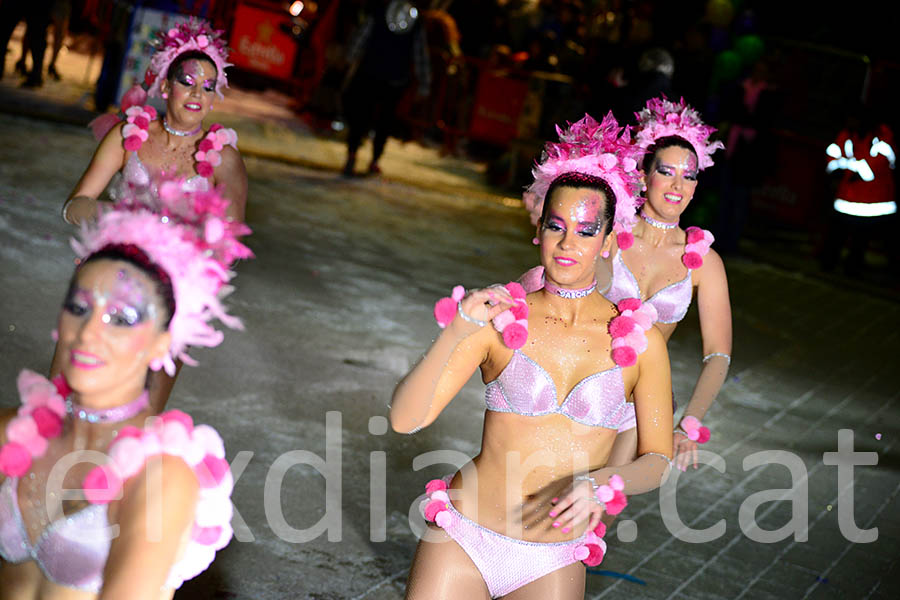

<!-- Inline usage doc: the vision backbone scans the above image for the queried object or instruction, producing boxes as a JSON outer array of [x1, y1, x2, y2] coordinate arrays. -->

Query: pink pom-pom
[[196, 454, 230, 488], [574, 545, 590, 561], [622, 157, 637, 172], [608, 474, 625, 491], [124, 135, 143, 152], [134, 116, 150, 130], [492, 310, 515, 332], [680, 416, 701, 432], [630, 310, 654, 331], [144, 106, 157, 120], [199, 138, 214, 152], [433, 297, 458, 328], [505, 281, 526, 300], [608, 315, 636, 338], [7, 416, 47, 457], [425, 479, 448, 494], [593, 522, 607, 538], [195, 495, 233, 528], [209, 123, 223, 132], [519, 266, 545, 293], [161, 410, 194, 433], [686, 227, 704, 244], [193, 524, 222, 546], [687, 429, 700, 441], [206, 150, 222, 167], [115, 425, 143, 442], [617, 298, 642, 313], [582, 542, 606, 566], [622, 329, 648, 355], [450, 285, 465, 302], [31, 407, 63, 439], [109, 436, 146, 479], [605, 489, 628, 515], [196, 161, 215, 178], [430, 490, 450, 504], [697, 426, 711, 444], [596, 485, 614, 503], [598, 153, 617, 170], [502, 321, 528, 349], [192, 425, 226, 459], [510, 301, 529, 320], [424, 499, 446, 522], [616, 231, 634, 250], [83, 465, 123, 504], [0, 442, 32, 477], [434, 510, 452, 529], [197, 34, 209, 48], [682, 252, 703, 269], [611, 346, 637, 367], [168, 28, 178, 37]]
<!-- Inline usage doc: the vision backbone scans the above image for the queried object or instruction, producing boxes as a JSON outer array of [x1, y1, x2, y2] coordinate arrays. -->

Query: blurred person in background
[[0, 0, 53, 87]]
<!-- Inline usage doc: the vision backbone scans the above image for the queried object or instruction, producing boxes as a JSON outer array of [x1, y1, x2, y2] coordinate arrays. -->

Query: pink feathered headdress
[[634, 96, 724, 170], [523, 112, 644, 249], [71, 178, 253, 376], [145, 19, 231, 99]]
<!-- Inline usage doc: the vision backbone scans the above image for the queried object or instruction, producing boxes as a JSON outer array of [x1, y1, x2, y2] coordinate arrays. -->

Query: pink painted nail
[[549, 511, 557, 517], [552, 521, 560, 528], [551, 497, 558, 503], [562, 527, 570, 533]]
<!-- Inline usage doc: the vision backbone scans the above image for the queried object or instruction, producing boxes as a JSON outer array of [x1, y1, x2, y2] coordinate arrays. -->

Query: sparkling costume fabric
[[606, 250, 693, 324], [121, 152, 209, 195], [0, 477, 110, 592], [438, 497, 586, 598], [485, 350, 628, 429]]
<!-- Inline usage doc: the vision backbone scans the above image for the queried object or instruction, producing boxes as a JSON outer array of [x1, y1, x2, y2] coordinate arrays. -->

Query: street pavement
[[2, 46, 900, 600]]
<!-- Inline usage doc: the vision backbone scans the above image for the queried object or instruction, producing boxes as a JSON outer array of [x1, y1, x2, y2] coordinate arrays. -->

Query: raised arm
[[63, 122, 128, 225], [215, 145, 248, 223], [675, 248, 732, 470], [390, 288, 514, 433], [100, 454, 199, 599]]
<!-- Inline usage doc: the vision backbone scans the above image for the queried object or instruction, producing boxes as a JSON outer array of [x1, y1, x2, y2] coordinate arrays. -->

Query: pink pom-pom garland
[[76, 409, 234, 589], [682, 227, 714, 269], [0, 370, 69, 477], [433, 283, 530, 349], [421, 478, 453, 529], [575, 509, 615, 566], [146, 19, 231, 100], [193, 127, 238, 179], [678, 416, 711, 444], [523, 113, 644, 244], [608, 299, 657, 367], [634, 96, 724, 171], [73, 174, 252, 376]]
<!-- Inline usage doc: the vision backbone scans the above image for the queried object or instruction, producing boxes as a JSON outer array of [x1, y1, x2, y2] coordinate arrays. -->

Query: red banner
[[229, 3, 297, 80], [468, 70, 529, 146]]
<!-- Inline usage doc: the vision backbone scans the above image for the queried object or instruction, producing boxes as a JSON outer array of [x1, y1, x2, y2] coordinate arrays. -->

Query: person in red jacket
[[821, 105, 897, 273]]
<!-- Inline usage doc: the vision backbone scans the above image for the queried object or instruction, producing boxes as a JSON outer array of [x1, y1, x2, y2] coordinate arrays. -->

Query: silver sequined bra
[[0, 477, 110, 592], [485, 351, 629, 429]]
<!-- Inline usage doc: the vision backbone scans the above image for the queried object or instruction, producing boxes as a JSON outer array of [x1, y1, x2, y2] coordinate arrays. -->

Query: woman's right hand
[[449, 286, 516, 337], [63, 196, 98, 226]]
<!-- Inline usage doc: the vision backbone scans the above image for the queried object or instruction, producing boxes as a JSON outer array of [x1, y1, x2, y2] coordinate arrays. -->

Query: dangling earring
[[532, 237, 540, 245], [162, 92, 169, 99], [601, 250, 610, 258]]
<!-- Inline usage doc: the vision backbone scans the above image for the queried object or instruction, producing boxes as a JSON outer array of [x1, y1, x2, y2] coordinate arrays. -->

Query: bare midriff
[[448, 410, 617, 544]]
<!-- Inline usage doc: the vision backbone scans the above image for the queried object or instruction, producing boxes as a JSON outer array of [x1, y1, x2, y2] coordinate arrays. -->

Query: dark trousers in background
[[343, 71, 408, 169], [820, 204, 897, 274], [0, 0, 53, 85]]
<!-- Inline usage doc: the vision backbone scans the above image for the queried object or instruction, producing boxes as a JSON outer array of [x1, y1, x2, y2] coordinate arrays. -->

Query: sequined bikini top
[[606, 250, 693, 324], [121, 152, 209, 194], [0, 476, 110, 591], [485, 350, 628, 429]]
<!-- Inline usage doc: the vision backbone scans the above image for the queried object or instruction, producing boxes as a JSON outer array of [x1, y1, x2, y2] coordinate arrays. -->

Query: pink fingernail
[[552, 521, 560, 528], [562, 527, 570, 533], [551, 497, 558, 503], [549, 511, 557, 517]]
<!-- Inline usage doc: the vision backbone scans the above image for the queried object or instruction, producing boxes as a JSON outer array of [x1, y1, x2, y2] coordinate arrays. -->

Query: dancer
[[0, 177, 248, 598], [55, 20, 247, 411], [392, 114, 673, 599], [62, 19, 247, 225], [606, 97, 731, 472]]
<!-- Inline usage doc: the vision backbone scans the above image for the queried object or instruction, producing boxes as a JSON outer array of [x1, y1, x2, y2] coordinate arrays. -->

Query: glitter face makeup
[[166, 58, 216, 120], [58, 260, 168, 404], [540, 187, 609, 289], [645, 146, 699, 220]]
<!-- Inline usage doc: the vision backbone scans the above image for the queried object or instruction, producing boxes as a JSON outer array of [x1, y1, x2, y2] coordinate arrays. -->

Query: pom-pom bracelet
[[434, 283, 530, 349], [703, 352, 731, 366], [676, 416, 711, 444]]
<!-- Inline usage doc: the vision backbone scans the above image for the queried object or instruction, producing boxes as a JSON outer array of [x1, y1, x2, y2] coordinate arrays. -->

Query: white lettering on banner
[[238, 36, 286, 66]]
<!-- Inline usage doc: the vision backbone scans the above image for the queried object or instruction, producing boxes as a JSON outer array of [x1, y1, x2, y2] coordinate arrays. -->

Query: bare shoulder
[[695, 248, 728, 285]]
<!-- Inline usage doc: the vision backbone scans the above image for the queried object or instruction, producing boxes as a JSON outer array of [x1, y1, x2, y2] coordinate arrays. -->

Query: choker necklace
[[162, 117, 202, 137], [544, 279, 597, 299], [66, 390, 149, 424], [641, 210, 679, 230]]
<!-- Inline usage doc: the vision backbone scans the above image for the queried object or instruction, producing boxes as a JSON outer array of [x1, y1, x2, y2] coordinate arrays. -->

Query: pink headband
[[633, 96, 724, 170], [523, 112, 644, 248], [145, 19, 231, 100], [72, 178, 252, 376]]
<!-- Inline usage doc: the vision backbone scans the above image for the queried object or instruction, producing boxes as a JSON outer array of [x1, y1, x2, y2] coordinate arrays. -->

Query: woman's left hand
[[673, 430, 698, 472], [547, 477, 604, 534]]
